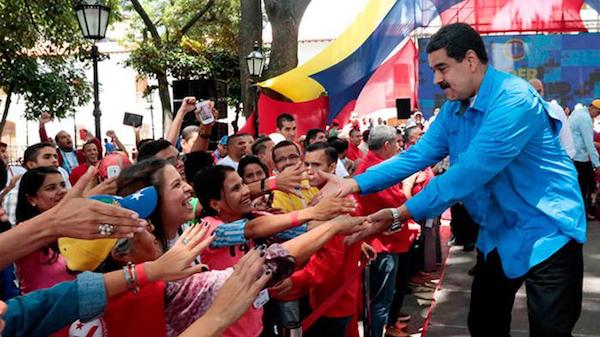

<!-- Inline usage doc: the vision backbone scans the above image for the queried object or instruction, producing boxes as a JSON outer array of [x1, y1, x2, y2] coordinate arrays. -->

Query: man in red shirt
[[354, 125, 420, 337], [69, 141, 100, 185], [271, 141, 362, 337], [346, 128, 364, 161]]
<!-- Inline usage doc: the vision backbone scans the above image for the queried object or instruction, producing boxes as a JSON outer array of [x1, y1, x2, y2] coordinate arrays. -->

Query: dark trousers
[[304, 315, 352, 337], [468, 240, 583, 337], [574, 160, 595, 211], [450, 203, 479, 245]]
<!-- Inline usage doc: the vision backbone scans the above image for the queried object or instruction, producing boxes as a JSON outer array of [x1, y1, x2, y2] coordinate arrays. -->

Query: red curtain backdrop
[[440, 0, 586, 33], [239, 93, 329, 136]]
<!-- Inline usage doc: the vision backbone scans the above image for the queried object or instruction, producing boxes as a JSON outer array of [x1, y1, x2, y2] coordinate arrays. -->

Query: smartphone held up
[[195, 100, 215, 125]]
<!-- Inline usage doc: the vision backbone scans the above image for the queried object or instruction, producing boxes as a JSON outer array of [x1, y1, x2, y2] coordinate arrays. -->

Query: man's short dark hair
[[272, 140, 299, 159], [184, 151, 214, 182], [82, 140, 98, 151], [238, 155, 269, 179], [276, 113, 295, 129], [305, 128, 324, 147], [23, 142, 54, 165], [227, 133, 249, 146], [349, 128, 361, 136], [426, 23, 488, 64], [252, 136, 272, 156], [305, 141, 338, 165], [327, 136, 348, 155], [137, 139, 172, 162]]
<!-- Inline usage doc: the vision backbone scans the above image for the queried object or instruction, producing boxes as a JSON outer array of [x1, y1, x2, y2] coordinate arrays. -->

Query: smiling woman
[[15, 167, 74, 294], [116, 159, 196, 251]]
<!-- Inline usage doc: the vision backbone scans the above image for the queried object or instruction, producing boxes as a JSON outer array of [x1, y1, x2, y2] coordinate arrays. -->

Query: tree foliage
[[123, 0, 241, 110], [0, 0, 118, 125]]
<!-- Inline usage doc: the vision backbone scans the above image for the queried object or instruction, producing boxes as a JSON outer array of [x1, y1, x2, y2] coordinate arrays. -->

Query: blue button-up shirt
[[355, 66, 586, 278], [569, 105, 600, 167]]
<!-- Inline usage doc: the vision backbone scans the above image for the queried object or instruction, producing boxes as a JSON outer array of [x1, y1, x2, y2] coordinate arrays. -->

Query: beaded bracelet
[[123, 262, 141, 294]]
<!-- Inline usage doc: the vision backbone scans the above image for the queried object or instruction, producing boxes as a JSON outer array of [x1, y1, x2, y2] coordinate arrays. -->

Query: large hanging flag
[[354, 39, 419, 119], [253, 0, 596, 132]]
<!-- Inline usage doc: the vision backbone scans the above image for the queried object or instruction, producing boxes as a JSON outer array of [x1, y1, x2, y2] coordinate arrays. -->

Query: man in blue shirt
[[319, 23, 584, 337], [569, 100, 600, 219]]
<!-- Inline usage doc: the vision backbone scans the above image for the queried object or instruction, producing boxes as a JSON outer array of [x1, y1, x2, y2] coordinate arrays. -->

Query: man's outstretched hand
[[344, 205, 412, 245]]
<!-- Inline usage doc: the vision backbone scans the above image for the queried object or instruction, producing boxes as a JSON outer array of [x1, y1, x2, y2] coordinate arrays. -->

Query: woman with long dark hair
[[15, 167, 74, 294]]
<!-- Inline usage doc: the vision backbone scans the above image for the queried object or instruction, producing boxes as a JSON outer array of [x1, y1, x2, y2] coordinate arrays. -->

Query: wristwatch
[[389, 208, 402, 232]]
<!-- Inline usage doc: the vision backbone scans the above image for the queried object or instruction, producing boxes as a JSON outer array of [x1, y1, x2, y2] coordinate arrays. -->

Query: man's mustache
[[439, 81, 450, 90]]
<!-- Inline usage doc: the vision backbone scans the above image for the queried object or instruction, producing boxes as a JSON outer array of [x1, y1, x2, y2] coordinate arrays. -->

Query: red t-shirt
[[201, 216, 263, 337], [354, 151, 419, 254], [69, 164, 90, 186], [54, 281, 166, 337], [346, 142, 364, 161], [283, 236, 362, 318]]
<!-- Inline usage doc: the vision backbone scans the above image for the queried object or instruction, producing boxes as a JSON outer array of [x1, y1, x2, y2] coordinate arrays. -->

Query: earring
[[31, 203, 36, 207]]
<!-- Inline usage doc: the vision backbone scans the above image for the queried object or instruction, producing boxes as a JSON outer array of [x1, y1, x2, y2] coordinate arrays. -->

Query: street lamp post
[[146, 93, 156, 140], [246, 42, 266, 137], [74, 0, 111, 140]]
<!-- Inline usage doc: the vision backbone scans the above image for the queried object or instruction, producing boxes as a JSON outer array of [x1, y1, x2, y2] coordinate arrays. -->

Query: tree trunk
[[157, 72, 172, 137], [263, 0, 312, 79], [0, 86, 13, 138], [239, 0, 262, 117]]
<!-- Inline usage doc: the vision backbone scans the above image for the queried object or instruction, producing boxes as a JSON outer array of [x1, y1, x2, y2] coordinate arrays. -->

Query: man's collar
[[471, 65, 495, 113]]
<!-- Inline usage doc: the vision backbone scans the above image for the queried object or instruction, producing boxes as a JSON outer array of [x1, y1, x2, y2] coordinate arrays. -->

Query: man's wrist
[[347, 178, 361, 194], [389, 208, 402, 231]]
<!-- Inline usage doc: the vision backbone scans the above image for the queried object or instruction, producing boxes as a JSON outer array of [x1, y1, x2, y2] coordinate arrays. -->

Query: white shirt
[[59, 149, 79, 175], [58, 167, 73, 189], [335, 159, 349, 177], [3, 165, 27, 226], [217, 156, 239, 170], [549, 100, 575, 159]]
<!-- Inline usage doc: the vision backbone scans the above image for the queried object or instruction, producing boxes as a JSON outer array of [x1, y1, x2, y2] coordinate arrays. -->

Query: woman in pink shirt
[[15, 167, 75, 294], [193, 165, 357, 337]]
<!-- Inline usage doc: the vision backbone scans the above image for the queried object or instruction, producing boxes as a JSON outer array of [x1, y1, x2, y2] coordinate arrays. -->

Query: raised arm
[[106, 130, 128, 156], [39, 112, 53, 142], [166, 97, 196, 146], [189, 101, 218, 153]]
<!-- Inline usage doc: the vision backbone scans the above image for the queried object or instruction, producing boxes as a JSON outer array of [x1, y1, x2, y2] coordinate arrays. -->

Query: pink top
[[16, 249, 75, 294], [200, 216, 263, 337]]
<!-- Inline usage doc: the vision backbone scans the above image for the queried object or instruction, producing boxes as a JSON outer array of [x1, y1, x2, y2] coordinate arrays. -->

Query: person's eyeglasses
[[274, 153, 300, 164]]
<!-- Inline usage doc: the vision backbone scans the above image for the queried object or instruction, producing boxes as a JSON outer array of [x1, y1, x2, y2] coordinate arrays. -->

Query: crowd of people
[[0, 22, 593, 337]]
